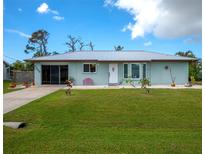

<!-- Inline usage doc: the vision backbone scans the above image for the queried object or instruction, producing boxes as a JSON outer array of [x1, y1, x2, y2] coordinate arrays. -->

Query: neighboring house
[[26, 50, 196, 86], [3, 61, 10, 80]]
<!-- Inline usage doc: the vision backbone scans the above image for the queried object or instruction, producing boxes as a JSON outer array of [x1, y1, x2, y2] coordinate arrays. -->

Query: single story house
[[26, 50, 195, 86], [3, 60, 10, 80]]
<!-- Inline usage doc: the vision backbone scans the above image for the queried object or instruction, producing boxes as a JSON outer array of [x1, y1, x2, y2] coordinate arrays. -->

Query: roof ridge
[[73, 50, 185, 58]]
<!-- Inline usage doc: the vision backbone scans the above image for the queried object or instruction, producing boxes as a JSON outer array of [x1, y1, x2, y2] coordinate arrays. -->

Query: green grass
[[4, 89, 201, 154], [3, 80, 23, 94]]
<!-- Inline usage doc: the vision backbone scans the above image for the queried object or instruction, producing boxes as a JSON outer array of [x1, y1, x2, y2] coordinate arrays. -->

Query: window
[[123, 64, 128, 78], [83, 64, 96, 73], [42, 65, 68, 84], [143, 64, 146, 79], [60, 65, 68, 84], [90, 64, 96, 72], [131, 64, 140, 78], [83, 64, 90, 72]]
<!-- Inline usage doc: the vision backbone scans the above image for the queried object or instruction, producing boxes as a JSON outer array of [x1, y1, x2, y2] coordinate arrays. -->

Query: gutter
[[24, 59, 196, 63]]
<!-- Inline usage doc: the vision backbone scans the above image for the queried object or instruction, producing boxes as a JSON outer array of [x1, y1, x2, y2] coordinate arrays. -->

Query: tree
[[10, 60, 24, 71], [88, 41, 94, 51], [175, 50, 196, 58], [25, 29, 50, 57], [52, 51, 59, 55], [65, 35, 79, 52], [175, 50, 201, 81], [65, 35, 94, 51], [10, 60, 33, 71], [114, 45, 124, 51], [78, 39, 86, 51], [138, 78, 150, 93]]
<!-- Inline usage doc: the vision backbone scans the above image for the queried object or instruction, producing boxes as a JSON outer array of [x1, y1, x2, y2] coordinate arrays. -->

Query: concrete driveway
[[3, 86, 63, 114]]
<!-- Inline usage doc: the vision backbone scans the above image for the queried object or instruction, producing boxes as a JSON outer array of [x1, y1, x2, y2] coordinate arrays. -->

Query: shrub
[[9, 82, 16, 88], [190, 76, 195, 85], [138, 78, 150, 93]]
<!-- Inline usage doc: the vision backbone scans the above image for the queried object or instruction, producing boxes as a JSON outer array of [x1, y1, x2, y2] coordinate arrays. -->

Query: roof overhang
[[151, 59, 197, 62], [25, 59, 196, 63]]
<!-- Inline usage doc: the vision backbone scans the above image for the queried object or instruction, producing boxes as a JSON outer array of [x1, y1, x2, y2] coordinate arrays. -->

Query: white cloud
[[37, 3, 49, 14], [50, 10, 59, 15], [53, 16, 64, 21], [144, 41, 152, 46], [18, 8, 22, 12], [105, 0, 202, 39], [36, 3, 59, 15], [5, 29, 31, 38]]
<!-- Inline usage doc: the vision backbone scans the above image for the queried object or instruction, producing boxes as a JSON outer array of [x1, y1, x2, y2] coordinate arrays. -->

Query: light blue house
[[26, 50, 195, 86]]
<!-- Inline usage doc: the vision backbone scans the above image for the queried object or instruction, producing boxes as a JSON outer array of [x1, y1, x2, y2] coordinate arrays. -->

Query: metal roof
[[25, 50, 196, 62]]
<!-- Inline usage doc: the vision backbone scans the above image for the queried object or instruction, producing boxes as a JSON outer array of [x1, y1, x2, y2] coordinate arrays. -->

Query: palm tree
[[114, 45, 124, 51]]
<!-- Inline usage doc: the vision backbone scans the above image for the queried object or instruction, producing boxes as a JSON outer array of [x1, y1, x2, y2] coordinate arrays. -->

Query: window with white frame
[[131, 64, 140, 79], [83, 64, 96, 73]]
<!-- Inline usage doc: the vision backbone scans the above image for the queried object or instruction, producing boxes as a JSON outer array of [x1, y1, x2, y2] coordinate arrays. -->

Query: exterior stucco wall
[[34, 62, 109, 86], [150, 62, 188, 85], [118, 63, 123, 84], [69, 62, 109, 85], [34, 61, 188, 86], [34, 63, 42, 86]]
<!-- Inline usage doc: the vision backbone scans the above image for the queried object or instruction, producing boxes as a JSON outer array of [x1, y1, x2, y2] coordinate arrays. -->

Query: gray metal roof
[[25, 50, 196, 62]]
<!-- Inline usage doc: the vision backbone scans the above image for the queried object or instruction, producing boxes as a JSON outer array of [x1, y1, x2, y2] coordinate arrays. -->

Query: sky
[[3, 0, 202, 63]]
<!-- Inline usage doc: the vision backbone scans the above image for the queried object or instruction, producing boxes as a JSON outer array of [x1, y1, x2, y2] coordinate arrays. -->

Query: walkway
[[3, 86, 62, 114]]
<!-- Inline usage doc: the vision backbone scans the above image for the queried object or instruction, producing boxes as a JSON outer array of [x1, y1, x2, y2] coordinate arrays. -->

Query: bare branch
[[65, 35, 79, 52]]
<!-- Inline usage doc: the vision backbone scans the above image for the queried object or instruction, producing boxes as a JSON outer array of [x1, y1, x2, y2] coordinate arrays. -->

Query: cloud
[[18, 8, 22, 12], [144, 41, 152, 46], [105, 0, 202, 39], [5, 29, 30, 38], [36, 2, 59, 15], [37, 3, 49, 14], [36, 2, 64, 21], [184, 36, 201, 44], [53, 16, 64, 21], [50, 10, 59, 15], [104, 0, 115, 6]]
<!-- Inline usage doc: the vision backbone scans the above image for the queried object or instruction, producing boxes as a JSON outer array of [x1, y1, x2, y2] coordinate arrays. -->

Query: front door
[[109, 64, 118, 84]]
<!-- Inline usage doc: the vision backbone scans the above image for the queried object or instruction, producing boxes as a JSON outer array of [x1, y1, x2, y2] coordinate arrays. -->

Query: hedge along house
[[26, 50, 195, 86]]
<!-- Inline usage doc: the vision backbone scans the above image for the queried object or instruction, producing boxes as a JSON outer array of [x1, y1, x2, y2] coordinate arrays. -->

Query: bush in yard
[[123, 76, 135, 87], [139, 78, 150, 93], [9, 82, 16, 88], [65, 80, 73, 96], [190, 76, 196, 85]]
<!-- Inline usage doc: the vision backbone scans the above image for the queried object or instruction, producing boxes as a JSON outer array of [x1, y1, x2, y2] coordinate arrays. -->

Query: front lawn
[[3, 80, 23, 94], [4, 89, 201, 153]]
